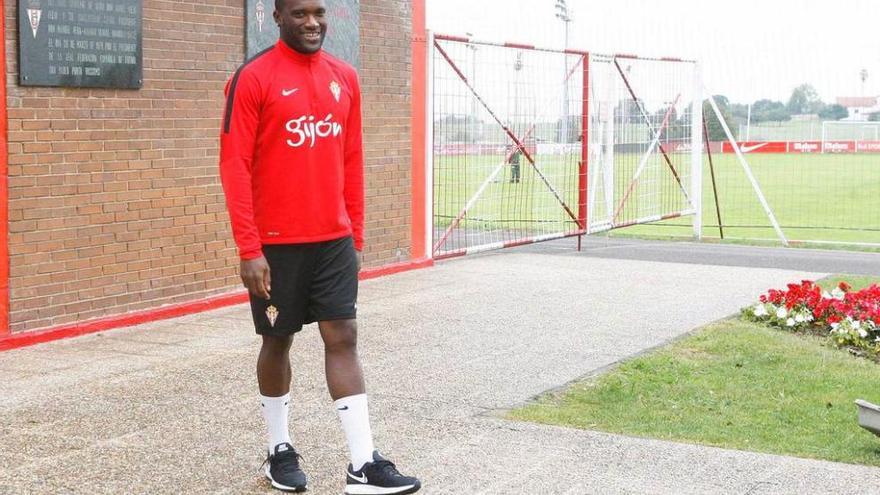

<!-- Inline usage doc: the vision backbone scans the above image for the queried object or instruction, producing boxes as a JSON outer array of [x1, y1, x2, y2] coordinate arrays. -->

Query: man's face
[[274, 0, 327, 54]]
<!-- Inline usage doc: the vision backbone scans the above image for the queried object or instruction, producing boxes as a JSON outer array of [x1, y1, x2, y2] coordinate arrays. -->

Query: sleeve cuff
[[239, 247, 264, 260]]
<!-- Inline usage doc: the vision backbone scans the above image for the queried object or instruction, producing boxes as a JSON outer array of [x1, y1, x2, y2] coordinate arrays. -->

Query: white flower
[[830, 322, 840, 331], [776, 307, 788, 319], [852, 319, 862, 330], [786, 318, 796, 327], [859, 328, 869, 338], [795, 313, 806, 323], [822, 291, 832, 299], [831, 287, 845, 300], [753, 304, 768, 317]]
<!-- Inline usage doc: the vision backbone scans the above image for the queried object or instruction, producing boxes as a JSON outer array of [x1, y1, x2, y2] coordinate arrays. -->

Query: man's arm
[[343, 71, 365, 252], [219, 69, 271, 298]]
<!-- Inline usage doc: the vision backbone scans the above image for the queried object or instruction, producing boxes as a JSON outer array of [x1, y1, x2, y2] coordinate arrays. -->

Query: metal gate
[[429, 34, 702, 259]]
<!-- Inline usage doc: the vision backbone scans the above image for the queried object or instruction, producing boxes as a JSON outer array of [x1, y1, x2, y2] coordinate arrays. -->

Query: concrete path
[[524, 235, 880, 276], [1, 246, 879, 494]]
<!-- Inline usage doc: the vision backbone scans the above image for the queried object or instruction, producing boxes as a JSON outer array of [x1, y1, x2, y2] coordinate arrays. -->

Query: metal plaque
[[246, 0, 359, 69], [18, 0, 143, 89]]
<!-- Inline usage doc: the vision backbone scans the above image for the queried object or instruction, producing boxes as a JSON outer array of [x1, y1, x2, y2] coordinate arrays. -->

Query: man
[[509, 147, 522, 184], [219, 1, 421, 493]]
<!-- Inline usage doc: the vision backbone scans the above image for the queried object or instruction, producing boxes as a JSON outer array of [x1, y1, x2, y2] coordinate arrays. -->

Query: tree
[[752, 99, 791, 123], [729, 103, 749, 121], [818, 104, 849, 121], [870, 112, 880, 122], [555, 115, 581, 143], [615, 99, 646, 124], [435, 114, 484, 143], [702, 95, 737, 141], [787, 84, 823, 115]]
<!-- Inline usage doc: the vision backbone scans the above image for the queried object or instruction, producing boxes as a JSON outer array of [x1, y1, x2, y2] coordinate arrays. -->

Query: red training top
[[219, 41, 364, 260]]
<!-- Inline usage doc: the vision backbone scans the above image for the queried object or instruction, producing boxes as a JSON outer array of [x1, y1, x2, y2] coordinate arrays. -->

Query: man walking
[[219, 1, 421, 493]]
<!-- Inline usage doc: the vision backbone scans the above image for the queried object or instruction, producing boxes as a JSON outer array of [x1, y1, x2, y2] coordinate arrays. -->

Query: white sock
[[260, 393, 292, 455], [334, 394, 375, 471]]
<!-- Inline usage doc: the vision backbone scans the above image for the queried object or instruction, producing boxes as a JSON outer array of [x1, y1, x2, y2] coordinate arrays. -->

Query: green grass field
[[622, 153, 880, 245], [434, 152, 880, 247], [433, 154, 582, 232]]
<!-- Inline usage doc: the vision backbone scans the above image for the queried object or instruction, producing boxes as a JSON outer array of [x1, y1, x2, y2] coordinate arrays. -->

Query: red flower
[[753, 280, 880, 332]]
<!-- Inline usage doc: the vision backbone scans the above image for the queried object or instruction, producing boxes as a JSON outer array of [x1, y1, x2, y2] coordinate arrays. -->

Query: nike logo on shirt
[[281, 88, 299, 97]]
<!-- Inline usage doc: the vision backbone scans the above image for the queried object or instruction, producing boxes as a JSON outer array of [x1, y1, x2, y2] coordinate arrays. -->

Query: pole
[[746, 103, 751, 142], [0, 0, 9, 335], [702, 111, 724, 239], [562, 18, 569, 144], [706, 92, 788, 246]]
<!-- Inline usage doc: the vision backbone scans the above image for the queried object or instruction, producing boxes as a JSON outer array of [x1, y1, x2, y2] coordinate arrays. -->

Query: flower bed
[[743, 280, 880, 358]]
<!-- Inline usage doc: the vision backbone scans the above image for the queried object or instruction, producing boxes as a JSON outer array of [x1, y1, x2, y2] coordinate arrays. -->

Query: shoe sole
[[265, 465, 307, 493], [344, 483, 420, 495]]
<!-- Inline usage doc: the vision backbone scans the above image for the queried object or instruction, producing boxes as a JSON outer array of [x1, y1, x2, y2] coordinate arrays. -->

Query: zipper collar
[[276, 40, 324, 66]]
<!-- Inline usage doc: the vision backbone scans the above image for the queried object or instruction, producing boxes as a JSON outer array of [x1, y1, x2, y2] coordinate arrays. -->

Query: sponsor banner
[[857, 141, 880, 153], [721, 141, 788, 154], [536, 143, 580, 155], [439, 140, 880, 157], [704, 140, 880, 154], [669, 142, 692, 153], [790, 141, 821, 153], [823, 141, 855, 153], [436, 143, 537, 156]]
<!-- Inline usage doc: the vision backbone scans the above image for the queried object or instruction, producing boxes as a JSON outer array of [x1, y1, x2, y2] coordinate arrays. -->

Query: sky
[[427, 0, 880, 105]]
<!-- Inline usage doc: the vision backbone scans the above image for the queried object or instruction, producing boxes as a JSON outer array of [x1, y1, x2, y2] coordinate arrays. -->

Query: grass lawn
[[435, 152, 880, 246], [509, 276, 880, 466], [609, 153, 880, 245], [818, 275, 880, 292]]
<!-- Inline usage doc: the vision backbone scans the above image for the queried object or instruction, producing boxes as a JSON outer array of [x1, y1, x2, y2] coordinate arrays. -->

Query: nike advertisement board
[[721, 142, 787, 154], [716, 141, 880, 154]]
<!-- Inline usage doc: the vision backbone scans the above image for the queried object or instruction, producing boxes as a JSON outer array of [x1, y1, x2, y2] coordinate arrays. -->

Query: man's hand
[[241, 256, 271, 300]]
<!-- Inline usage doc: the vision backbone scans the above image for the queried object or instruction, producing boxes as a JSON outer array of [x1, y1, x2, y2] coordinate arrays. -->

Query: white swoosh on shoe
[[347, 471, 368, 484]]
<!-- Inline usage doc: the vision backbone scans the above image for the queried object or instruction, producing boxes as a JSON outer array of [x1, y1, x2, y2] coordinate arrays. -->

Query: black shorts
[[249, 236, 359, 336]]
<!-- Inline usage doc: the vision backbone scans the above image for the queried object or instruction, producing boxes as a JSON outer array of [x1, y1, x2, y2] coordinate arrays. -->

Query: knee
[[261, 334, 294, 355], [322, 320, 358, 353]]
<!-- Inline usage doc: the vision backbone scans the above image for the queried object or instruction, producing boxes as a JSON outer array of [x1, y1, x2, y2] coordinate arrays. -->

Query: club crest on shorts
[[265, 305, 279, 327], [329, 81, 341, 102]]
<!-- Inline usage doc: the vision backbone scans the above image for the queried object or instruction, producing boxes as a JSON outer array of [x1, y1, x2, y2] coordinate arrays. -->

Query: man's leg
[[258, 333, 294, 397], [257, 333, 308, 492], [320, 318, 421, 494], [258, 334, 294, 454], [319, 319, 373, 469]]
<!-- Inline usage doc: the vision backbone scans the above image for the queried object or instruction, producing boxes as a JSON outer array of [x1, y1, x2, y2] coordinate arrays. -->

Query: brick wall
[[360, 0, 412, 266], [3, 0, 413, 333]]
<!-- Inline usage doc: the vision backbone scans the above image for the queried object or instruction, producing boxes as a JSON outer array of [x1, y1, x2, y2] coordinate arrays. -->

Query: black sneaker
[[263, 443, 308, 492], [344, 450, 421, 495]]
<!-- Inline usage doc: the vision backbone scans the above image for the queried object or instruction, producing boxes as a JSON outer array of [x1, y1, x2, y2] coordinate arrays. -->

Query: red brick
[[5, 0, 414, 333]]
